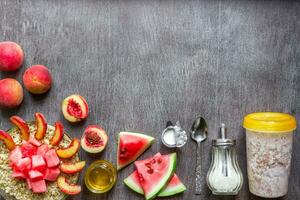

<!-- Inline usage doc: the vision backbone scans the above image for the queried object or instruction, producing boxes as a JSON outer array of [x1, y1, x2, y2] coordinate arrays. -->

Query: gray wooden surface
[[0, 0, 299, 200]]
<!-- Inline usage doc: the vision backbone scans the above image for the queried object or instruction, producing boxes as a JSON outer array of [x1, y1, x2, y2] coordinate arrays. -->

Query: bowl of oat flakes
[[0, 114, 83, 200]]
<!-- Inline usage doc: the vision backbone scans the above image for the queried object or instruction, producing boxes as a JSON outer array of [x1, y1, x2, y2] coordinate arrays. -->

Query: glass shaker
[[206, 123, 243, 195]]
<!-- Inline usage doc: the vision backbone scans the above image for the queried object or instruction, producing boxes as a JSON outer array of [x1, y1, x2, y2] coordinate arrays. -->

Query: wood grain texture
[[0, 0, 299, 199]]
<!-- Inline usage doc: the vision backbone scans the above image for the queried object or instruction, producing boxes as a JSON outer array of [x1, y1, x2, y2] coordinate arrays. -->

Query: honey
[[84, 160, 117, 193]]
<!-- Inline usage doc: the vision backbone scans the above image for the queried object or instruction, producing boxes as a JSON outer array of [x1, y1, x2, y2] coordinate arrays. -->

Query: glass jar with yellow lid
[[243, 112, 297, 198]]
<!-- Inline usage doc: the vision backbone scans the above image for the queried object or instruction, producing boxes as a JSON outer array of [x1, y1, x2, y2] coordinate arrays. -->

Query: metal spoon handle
[[195, 142, 202, 194]]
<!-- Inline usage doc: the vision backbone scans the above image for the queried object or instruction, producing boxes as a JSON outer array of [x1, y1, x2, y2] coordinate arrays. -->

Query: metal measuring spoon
[[190, 117, 208, 195]]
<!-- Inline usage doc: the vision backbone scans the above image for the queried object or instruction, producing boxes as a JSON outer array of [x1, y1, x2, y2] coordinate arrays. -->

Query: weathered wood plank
[[0, 0, 299, 199]]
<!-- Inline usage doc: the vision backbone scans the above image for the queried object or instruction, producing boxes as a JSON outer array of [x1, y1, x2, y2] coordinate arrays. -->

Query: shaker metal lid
[[212, 123, 236, 146], [212, 138, 236, 146]]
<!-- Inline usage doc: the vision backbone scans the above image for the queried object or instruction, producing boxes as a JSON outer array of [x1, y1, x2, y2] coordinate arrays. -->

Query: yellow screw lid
[[243, 112, 297, 133]]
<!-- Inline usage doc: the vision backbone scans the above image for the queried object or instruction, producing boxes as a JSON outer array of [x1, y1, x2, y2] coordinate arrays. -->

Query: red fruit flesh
[[44, 149, 60, 167], [86, 131, 103, 146], [117, 132, 154, 170], [31, 179, 47, 193], [31, 155, 46, 171], [28, 170, 43, 181], [21, 142, 37, 157], [34, 113, 47, 140], [81, 125, 108, 154], [50, 121, 64, 146], [62, 94, 89, 122], [67, 99, 82, 119], [26, 178, 32, 189], [9, 146, 22, 164], [0, 130, 16, 150], [15, 157, 31, 171], [36, 144, 49, 157], [44, 167, 60, 181], [10, 116, 30, 141], [12, 171, 27, 179]]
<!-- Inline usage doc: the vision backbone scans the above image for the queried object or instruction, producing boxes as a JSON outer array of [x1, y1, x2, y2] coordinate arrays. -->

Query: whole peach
[[0, 78, 24, 108], [0, 41, 24, 71], [23, 65, 52, 94]]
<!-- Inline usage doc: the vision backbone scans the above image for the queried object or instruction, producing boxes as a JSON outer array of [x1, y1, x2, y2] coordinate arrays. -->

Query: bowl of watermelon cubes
[[0, 113, 85, 200]]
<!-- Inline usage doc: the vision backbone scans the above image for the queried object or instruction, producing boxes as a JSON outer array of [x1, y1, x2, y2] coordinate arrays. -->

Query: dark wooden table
[[0, 0, 299, 200]]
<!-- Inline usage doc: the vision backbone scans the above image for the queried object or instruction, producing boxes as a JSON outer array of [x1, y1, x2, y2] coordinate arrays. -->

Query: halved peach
[[57, 175, 81, 195], [0, 130, 16, 150], [56, 138, 80, 159], [59, 161, 85, 174], [34, 113, 47, 140], [10, 116, 30, 141], [61, 94, 88, 122], [81, 125, 108, 153], [50, 122, 64, 146]]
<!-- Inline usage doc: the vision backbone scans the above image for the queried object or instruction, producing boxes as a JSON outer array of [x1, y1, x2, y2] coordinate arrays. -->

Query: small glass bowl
[[84, 160, 117, 194]]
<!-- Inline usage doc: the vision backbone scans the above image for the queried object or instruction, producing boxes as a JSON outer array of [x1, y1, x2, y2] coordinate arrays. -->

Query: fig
[[62, 94, 88, 122], [81, 125, 108, 153]]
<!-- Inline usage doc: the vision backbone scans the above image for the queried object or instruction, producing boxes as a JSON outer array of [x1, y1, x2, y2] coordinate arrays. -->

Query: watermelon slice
[[124, 171, 186, 197], [134, 153, 177, 200], [117, 132, 154, 170]]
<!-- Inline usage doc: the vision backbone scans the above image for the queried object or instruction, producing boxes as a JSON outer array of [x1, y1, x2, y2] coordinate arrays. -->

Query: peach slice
[[61, 94, 88, 122], [0, 130, 16, 150], [56, 138, 80, 159], [50, 122, 64, 146], [10, 116, 30, 141], [59, 161, 86, 174], [34, 113, 47, 140], [57, 175, 81, 195]]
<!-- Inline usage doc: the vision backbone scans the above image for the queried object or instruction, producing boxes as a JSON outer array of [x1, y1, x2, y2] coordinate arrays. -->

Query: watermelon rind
[[124, 174, 144, 195], [144, 153, 177, 200], [124, 172, 186, 197], [158, 181, 186, 197], [117, 132, 155, 170]]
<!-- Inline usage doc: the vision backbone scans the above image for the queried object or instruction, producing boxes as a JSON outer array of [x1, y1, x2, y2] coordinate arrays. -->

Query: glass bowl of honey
[[84, 160, 117, 194]]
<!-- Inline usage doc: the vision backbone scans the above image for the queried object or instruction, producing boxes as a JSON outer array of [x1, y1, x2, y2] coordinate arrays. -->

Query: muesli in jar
[[243, 112, 297, 198]]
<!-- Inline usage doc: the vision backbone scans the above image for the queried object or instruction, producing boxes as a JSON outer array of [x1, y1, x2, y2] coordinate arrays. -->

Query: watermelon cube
[[21, 142, 37, 157], [12, 171, 27, 179], [36, 144, 49, 157], [9, 146, 23, 165], [15, 157, 31, 171], [31, 179, 47, 193], [28, 170, 43, 181], [29, 137, 42, 147], [44, 167, 60, 181], [44, 149, 60, 167], [26, 178, 32, 189], [31, 155, 46, 171]]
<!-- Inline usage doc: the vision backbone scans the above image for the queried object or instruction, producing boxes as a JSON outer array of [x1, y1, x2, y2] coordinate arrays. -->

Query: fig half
[[81, 125, 108, 154]]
